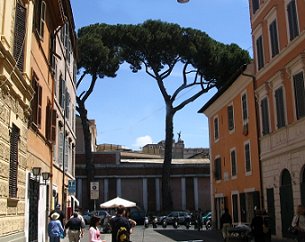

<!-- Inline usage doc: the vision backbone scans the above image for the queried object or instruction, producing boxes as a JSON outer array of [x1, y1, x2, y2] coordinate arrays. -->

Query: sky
[[71, 0, 253, 150]]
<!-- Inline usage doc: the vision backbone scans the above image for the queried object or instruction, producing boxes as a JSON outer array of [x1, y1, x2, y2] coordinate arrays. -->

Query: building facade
[[76, 152, 211, 213], [249, 0, 305, 239], [0, 0, 32, 240], [51, 2, 77, 218], [199, 64, 262, 228], [75, 118, 211, 213], [0, 0, 76, 241]]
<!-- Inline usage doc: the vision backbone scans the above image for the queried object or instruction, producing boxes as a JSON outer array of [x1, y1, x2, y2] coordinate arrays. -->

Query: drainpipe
[[241, 66, 264, 209]]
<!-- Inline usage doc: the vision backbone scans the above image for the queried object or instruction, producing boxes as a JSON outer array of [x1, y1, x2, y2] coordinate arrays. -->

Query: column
[[143, 178, 148, 211], [181, 177, 186, 210], [194, 177, 199, 210]]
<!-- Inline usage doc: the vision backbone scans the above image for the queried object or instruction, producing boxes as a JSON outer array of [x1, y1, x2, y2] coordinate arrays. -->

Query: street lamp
[[32, 167, 51, 185]]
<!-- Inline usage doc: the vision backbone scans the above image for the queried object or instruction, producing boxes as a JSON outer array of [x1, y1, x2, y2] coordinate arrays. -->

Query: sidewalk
[[62, 226, 294, 242]]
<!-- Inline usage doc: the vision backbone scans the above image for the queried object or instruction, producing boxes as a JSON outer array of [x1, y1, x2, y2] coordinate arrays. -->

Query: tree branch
[[76, 71, 88, 89], [82, 73, 98, 103]]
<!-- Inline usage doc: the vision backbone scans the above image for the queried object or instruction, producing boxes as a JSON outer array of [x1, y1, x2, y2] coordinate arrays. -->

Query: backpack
[[116, 226, 130, 242]]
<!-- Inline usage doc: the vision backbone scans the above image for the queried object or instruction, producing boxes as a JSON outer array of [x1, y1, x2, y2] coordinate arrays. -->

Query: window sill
[[7, 197, 19, 207]]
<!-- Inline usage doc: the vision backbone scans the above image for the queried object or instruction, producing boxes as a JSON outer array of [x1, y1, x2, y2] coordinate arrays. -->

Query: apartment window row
[[214, 93, 249, 141], [260, 71, 305, 136], [214, 142, 252, 181], [255, 0, 299, 71]]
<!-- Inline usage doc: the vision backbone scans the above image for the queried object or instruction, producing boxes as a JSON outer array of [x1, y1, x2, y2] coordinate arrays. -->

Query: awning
[[71, 195, 79, 206]]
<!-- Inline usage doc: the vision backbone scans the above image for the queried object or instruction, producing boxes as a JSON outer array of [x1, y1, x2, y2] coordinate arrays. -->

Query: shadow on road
[[155, 229, 224, 242]]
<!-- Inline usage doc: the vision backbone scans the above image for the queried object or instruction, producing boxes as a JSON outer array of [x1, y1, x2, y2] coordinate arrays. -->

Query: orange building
[[249, 0, 305, 239], [199, 64, 262, 228]]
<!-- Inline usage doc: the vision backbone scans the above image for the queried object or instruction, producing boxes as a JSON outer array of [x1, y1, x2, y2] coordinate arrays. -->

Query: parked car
[[159, 211, 192, 226], [129, 209, 146, 225]]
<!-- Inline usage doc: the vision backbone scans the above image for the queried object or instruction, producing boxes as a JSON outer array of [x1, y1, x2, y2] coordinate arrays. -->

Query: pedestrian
[[50, 204, 65, 228], [65, 212, 85, 242], [220, 208, 232, 242], [291, 204, 305, 242], [262, 209, 271, 242], [251, 209, 265, 242], [109, 205, 132, 242], [88, 216, 103, 242], [48, 212, 64, 242], [71, 208, 86, 226]]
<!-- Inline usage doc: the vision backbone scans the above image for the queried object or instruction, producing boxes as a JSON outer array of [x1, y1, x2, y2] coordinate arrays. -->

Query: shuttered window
[[261, 97, 270, 135], [256, 36, 264, 70], [293, 72, 305, 119], [275, 87, 286, 128], [51, 109, 57, 142], [231, 150, 237, 177], [58, 131, 63, 166], [242, 93, 248, 122], [227, 105, 234, 131], [287, 0, 299, 41], [215, 157, 222, 180], [214, 117, 219, 141], [13, 2, 26, 72], [31, 75, 42, 128], [252, 0, 259, 14], [269, 20, 279, 57], [9, 125, 20, 198], [245, 142, 251, 173]]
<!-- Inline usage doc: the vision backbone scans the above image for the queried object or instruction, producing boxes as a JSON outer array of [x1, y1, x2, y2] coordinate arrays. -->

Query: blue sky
[[71, 0, 252, 150]]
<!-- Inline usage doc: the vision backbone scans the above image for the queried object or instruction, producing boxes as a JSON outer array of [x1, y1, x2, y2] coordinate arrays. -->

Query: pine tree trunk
[[162, 107, 174, 211], [77, 99, 95, 210]]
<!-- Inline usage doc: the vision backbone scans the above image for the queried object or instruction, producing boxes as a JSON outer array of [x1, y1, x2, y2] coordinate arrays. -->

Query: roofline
[[197, 63, 251, 113]]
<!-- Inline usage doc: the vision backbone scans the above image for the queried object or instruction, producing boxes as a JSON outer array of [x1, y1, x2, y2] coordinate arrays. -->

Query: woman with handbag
[[291, 205, 305, 242]]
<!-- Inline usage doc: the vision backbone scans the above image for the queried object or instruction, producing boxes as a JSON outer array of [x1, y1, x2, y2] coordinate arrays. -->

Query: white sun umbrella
[[100, 196, 136, 208]]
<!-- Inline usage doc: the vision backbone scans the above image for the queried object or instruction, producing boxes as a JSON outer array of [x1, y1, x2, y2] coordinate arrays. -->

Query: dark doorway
[[28, 175, 39, 242], [279, 169, 294, 238]]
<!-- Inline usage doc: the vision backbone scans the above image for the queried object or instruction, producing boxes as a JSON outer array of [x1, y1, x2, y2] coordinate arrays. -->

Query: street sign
[[68, 180, 76, 195], [90, 181, 99, 200]]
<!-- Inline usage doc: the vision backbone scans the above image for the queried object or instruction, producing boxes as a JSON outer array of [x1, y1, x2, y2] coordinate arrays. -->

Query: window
[[31, 74, 42, 128], [227, 105, 234, 131], [241, 93, 248, 122], [287, 0, 299, 41], [214, 117, 219, 141], [261, 97, 270, 135], [9, 124, 20, 198], [13, 2, 26, 72], [45, 100, 57, 142], [231, 150, 237, 177], [252, 0, 259, 14], [50, 33, 56, 75], [245, 142, 251, 173], [269, 19, 279, 57], [58, 130, 64, 165], [293, 72, 305, 119], [275, 87, 286, 128], [214, 157, 222, 181], [256, 36, 264, 70], [34, 0, 46, 38], [59, 75, 65, 109]]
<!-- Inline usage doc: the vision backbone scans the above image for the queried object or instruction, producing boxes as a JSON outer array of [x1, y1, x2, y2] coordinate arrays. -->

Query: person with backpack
[[109, 206, 132, 242]]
